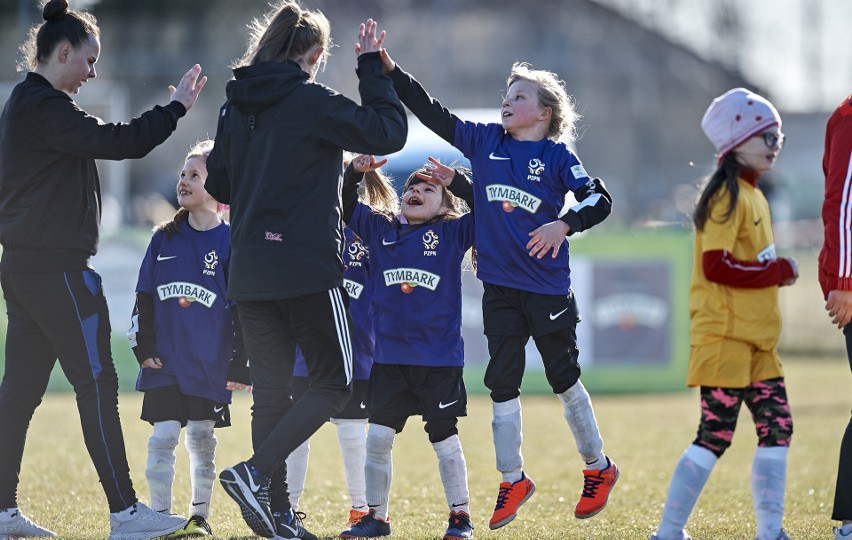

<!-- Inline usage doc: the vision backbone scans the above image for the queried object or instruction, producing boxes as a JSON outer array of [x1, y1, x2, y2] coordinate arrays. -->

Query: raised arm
[[380, 49, 457, 145]]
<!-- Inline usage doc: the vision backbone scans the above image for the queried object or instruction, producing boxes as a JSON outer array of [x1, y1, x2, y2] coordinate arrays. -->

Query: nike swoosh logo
[[754, 218, 762, 226], [489, 152, 510, 160], [382, 239, 396, 246], [157, 254, 177, 261], [243, 464, 260, 492], [549, 308, 569, 320], [438, 400, 458, 409], [191, 501, 206, 506], [214, 405, 224, 413], [360, 402, 366, 409], [451, 502, 468, 507]]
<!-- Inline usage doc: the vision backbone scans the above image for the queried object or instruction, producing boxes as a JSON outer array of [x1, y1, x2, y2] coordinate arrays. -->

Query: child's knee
[[184, 420, 216, 454], [425, 418, 458, 444]]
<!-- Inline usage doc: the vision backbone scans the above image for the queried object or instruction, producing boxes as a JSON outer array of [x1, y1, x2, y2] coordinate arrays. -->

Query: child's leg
[[484, 335, 528, 484], [492, 398, 523, 483], [656, 386, 744, 540], [331, 418, 368, 511], [364, 421, 400, 520], [745, 378, 793, 540], [556, 381, 605, 469], [185, 419, 217, 519], [427, 419, 469, 515], [146, 420, 181, 514], [534, 328, 605, 470], [284, 439, 310, 511]]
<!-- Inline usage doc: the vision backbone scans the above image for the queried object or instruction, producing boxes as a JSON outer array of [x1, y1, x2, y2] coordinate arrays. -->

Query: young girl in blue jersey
[[378, 50, 618, 529], [285, 161, 399, 529], [338, 155, 475, 540], [129, 140, 250, 538]]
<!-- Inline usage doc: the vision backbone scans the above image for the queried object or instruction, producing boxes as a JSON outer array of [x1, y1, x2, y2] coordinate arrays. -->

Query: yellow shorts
[[686, 338, 783, 388]]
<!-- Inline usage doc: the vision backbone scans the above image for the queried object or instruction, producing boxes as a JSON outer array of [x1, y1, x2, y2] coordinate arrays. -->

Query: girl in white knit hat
[[651, 88, 798, 540]]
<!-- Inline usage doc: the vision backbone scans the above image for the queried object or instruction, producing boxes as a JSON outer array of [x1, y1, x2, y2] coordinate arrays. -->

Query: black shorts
[[291, 376, 369, 420], [366, 364, 467, 432], [141, 385, 230, 428], [482, 282, 580, 338]]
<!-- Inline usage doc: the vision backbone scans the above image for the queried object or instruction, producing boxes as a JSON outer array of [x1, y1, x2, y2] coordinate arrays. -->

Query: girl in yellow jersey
[[651, 88, 799, 540]]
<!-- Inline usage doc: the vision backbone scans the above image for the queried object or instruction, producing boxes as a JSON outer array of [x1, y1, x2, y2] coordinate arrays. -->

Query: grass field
[[12, 355, 849, 539]]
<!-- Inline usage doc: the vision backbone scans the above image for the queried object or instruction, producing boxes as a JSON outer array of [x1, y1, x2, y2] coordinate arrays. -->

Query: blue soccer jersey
[[131, 220, 234, 403], [454, 121, 591, 295], [294, 226, 374, 380], [347, 202, 474, 367]]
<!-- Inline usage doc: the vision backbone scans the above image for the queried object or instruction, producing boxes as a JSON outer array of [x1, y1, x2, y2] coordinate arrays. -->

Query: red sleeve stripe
[[840, 147, 852, 278]]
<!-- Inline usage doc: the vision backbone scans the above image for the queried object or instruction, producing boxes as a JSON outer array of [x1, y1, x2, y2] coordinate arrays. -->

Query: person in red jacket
[[819, 92, 852, 540]]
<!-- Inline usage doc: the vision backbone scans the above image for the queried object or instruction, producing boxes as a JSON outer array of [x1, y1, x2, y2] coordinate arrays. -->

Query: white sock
[[656, 445, 717, 540], [364, 423, 395, 520], [432, 435, 470, 515], [752, 446, 787, 540], [185, 420, 217, 519], [112, 501, 141, 519], [492, 398, 524, 483], [146, 421, 181, 513], [333, 418, 368, 510], [557, 382, 606, 469], [285, 439, 311, 511]]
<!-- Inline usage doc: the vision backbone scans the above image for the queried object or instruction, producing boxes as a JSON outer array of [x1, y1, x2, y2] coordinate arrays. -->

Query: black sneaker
[[219, 461, 275, 537], [271, 509, 318, 540]]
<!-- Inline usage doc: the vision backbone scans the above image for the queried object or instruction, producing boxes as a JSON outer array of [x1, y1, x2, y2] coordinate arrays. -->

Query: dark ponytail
[[18, 0, 99, 72], [693, 152, 742, 231]]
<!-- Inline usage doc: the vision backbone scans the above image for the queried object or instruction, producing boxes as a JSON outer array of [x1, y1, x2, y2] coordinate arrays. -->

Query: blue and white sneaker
[[836, 525, 852, 539], [444, 511, 473, 539], [0, 507, 55, 538], [219, 461, 275, 537], [271, 509, 317, 540], [339, 509, 391, 538]]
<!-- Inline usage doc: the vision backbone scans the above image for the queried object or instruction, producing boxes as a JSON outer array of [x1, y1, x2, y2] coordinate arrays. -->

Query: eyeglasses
[[760, 131, 785, 149]]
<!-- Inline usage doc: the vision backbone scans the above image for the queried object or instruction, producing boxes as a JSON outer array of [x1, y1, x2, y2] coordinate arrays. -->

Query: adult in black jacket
[[0, 1, 206, 538], [206, 2, 406, 538]]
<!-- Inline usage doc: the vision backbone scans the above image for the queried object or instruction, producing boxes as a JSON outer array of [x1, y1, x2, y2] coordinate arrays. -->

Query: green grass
[[14, 355, 850, 539]]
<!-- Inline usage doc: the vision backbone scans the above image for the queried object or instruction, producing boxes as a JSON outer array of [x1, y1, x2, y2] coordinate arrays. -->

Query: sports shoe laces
[[581, 475, 605, 498], [494, 485, 512, 509]]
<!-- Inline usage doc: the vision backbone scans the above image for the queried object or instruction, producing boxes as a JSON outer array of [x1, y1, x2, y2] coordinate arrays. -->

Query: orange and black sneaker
[[488, 472, 536, 530], [574, 457, 619, 519], [347, 508, 368, 527]]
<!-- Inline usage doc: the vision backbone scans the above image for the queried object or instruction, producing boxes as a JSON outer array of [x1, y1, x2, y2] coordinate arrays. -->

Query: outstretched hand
[[351, 154, 388, 173], [415, 156, 455, 187], [168, 64, 207, 111], [355, 19, 386, 57]]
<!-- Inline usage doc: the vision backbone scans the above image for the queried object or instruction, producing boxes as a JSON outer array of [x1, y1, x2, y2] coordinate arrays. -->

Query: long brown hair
[[693, 152, 742, 231], [156, 140, 216, 237], [19, 0, 99, 72], [234, 1, 331, 70]]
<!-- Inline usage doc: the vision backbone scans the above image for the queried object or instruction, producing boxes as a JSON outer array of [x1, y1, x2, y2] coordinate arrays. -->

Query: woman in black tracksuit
[[0, 1, 205, 537], [205, 2, 406, 538]]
